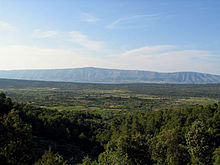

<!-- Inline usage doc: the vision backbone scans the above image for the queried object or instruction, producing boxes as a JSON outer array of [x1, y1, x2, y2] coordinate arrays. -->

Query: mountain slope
[[0, 67, 220, 84]]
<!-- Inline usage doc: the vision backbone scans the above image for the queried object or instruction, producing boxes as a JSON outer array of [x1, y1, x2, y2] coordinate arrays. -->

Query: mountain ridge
[[0, 67, 220, 84]]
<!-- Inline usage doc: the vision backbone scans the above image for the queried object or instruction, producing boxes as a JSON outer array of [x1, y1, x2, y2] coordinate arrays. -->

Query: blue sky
[[0, 0, 220, 74]]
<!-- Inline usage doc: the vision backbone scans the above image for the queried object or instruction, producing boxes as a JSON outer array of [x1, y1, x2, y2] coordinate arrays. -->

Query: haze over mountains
[[0, 67, 220, 84]]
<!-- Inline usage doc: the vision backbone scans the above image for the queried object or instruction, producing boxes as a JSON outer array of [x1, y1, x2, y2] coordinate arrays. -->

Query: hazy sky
[[0, 0, 220, 74]]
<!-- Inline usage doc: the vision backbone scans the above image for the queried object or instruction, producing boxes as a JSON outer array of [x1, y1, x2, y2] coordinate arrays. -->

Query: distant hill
[[0, 67, 220, 84]]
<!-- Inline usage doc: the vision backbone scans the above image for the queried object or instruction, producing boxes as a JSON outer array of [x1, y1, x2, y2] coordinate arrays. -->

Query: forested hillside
[[1, 67, 220, 84], [0, 92, 220, 164]]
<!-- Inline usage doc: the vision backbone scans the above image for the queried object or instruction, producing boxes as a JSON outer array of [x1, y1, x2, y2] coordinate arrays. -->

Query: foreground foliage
[[0, 92, 220, 164]]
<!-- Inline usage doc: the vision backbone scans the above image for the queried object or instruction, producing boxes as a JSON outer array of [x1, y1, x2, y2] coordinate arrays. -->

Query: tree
[[100, 134, 151, 165], [186, 121, 213, 164], [34, 147, 67, 165], [79, 156, 98, 165], [0, 93, 11, 115], [150, 129, 189, 165], [0, 110, 33, 164], [98, 150, 131, 165], [213, 146, 220, 165]]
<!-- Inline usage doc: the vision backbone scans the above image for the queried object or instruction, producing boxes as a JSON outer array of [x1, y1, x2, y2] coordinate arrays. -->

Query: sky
[[0, 0, 220, 75]]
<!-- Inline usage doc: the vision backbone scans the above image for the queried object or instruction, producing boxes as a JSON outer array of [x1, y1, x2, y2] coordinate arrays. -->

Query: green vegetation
[[1, 79, 220, 113], [0, 79, 220, 164]]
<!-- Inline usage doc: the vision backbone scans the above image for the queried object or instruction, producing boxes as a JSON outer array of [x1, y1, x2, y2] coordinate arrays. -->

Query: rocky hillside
[[0, 67, 220, 84]]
